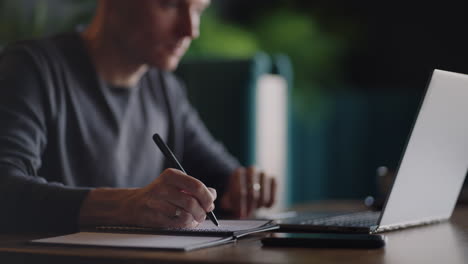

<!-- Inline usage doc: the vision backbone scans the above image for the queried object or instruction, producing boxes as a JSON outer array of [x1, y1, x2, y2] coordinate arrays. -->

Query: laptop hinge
[[371, 218, 448, 233]]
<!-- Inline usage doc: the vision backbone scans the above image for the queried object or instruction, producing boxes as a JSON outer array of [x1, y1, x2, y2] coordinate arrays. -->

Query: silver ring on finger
[[174, 208, 182, 218], [252, 183, 261, 192]]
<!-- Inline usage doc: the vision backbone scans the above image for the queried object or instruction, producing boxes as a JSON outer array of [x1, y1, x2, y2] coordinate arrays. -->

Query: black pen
[[152, 133, 220, 227]]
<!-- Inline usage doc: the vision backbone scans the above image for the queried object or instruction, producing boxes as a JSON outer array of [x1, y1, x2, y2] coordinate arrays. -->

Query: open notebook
[[94, 219, 278, 238], [31, 220, 278, 251]]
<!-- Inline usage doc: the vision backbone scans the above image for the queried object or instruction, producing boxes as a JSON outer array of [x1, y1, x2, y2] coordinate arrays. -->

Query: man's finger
[[207, 187, 217, 201], [146, 187, 206, 220], [266, 177, 277, 208], [161, 209, 198, 228], [160, 186, 208, 223], [161, 168, 214, 211], [234, 167, 247, 218], [258, 171, 266, 208], [139, 204, 197, 229], [246, 166, 261, 215], [245, 166, 255, 216], [144, 199, 198, 226], [138, 209, 171, 228]]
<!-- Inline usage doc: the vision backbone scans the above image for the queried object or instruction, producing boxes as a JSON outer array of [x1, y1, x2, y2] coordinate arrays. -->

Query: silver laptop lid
[[376, 69, 468, 232]]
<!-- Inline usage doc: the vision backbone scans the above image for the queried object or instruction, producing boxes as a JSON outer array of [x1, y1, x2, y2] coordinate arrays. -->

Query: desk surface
[[1, 201, 467, 264]]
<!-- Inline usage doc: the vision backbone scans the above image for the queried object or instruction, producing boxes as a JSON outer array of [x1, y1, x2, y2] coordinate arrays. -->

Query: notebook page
[[32, 232, 232, 251], [194, 220, 270, 232], [94, 219, 277, 237]]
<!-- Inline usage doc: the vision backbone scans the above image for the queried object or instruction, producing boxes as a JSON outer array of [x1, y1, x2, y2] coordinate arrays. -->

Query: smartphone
[[261, 233, 386, 249]]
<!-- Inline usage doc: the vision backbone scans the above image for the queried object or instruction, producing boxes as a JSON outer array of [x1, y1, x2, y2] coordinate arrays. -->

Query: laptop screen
[[378, 70, 468, 231]]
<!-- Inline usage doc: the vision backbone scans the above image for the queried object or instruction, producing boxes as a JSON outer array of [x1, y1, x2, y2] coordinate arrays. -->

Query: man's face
[[112, 0, 210, 71]]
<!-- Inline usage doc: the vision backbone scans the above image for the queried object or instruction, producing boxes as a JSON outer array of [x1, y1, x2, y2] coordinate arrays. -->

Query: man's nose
[[179, 9, 200, 39]]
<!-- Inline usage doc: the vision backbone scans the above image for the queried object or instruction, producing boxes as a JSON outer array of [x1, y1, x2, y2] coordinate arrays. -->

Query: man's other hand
[[220, 166, 277, 218]]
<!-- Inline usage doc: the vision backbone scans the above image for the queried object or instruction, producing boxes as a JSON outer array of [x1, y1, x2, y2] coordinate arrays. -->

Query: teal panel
[[176, 53, 272, 166], [290, 89, 422, 203]]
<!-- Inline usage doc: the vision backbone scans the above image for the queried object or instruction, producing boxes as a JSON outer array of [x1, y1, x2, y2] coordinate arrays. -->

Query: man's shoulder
[[1, 32, 83, 69], [0, 32, 94, 109]]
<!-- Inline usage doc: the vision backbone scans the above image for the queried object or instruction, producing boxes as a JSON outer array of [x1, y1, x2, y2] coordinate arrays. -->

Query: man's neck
[[80, 29, 148, 88]]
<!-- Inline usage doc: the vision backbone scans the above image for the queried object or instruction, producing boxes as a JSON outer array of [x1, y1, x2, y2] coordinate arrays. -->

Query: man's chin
[[151, 57, 181, 72], [165, 61, 180, 72]]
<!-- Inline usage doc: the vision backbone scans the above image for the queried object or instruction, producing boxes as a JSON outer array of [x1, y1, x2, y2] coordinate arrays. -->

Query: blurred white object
[[255, 74, 288, 215]]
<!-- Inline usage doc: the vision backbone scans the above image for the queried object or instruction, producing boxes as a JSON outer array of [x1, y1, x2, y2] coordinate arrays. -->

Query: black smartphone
[[261, 233, 386, 249]]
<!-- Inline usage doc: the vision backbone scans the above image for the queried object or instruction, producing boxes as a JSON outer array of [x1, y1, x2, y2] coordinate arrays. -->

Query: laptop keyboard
[[297, 211, 380, 227]]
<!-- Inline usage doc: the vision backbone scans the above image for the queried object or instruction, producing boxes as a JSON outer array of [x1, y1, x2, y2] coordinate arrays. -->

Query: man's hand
[[220, 166, 277, 218], [79, 168, 216, 228]]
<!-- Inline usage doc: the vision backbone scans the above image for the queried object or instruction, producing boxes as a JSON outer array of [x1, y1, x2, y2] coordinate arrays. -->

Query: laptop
[[277, 69, 468, 234]]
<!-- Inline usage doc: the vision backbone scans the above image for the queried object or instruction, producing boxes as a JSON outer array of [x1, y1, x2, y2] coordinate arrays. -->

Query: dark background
[[219, 0, 468, 90]]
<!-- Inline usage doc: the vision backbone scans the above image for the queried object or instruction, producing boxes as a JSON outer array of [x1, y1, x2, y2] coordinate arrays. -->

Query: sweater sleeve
[[0, 46, 90, 233]]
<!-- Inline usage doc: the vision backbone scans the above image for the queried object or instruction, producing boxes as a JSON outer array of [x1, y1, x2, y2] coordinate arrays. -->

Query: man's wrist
[[78, 187, 136, 227]]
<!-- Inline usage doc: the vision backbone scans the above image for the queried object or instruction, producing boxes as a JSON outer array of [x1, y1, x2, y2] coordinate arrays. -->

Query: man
[[0, 0, 276, 232]]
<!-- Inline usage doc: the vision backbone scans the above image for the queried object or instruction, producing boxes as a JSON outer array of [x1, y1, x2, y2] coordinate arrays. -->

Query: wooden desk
[[1, 201, 467, 264]]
